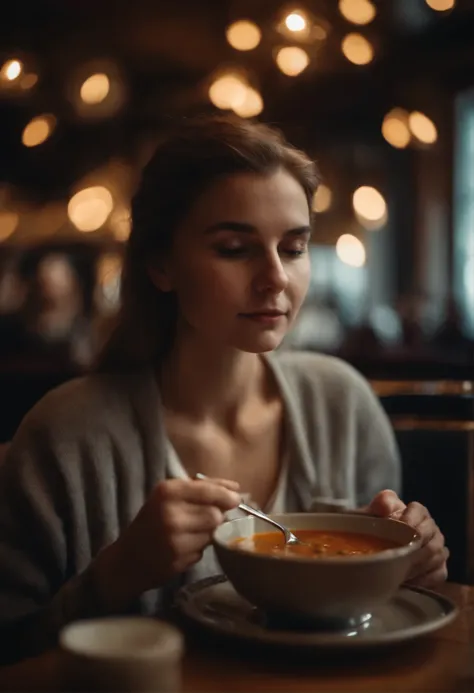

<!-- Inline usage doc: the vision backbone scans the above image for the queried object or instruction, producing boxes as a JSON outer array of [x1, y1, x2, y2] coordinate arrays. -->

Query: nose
[[254, 250, 289, 294]]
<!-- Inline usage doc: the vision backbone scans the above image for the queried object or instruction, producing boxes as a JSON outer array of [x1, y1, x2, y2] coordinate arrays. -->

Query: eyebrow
[[204, 221, 312, 237]]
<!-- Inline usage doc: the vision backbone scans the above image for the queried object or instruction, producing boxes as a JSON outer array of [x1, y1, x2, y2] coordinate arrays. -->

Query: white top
[[165, 440, 290, 515]]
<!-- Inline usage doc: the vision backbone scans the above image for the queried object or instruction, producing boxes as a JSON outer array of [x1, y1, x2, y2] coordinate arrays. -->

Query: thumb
[[367, 489, 406, 519]]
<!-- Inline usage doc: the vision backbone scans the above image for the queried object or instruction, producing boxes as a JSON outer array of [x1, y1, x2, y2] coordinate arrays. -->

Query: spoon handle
[[236, 502, 295, 541], [195, 473, 291, 541]]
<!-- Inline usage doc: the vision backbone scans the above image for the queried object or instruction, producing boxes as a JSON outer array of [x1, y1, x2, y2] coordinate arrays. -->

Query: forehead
[[180, 169, 310, 234]]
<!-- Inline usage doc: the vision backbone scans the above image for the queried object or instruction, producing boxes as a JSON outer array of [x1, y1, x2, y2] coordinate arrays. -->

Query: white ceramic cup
[[60, 617, 184, 692]]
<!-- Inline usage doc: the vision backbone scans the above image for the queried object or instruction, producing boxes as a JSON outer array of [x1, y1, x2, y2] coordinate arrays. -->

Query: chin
[[233, 332, 285, 354]]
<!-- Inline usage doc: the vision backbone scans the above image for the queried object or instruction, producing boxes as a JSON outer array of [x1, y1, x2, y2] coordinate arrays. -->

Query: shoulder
[[24, 373, 124, 426], [271, 351, 385, 430], [12, 371, 152, 446], [271, 351, 375, 403]]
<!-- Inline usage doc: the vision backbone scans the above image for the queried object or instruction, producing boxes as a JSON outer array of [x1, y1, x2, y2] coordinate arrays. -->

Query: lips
[[238, 310, 288, 326], [240, 310, 287, 317]]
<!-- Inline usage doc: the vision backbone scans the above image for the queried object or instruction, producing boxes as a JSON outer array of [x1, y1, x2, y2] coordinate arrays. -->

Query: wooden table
[[181, 583, 474, 693], [4, 584, 473, 692]]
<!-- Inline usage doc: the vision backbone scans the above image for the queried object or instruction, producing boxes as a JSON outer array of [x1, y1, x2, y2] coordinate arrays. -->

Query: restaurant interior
[[1, 0, 474, 690]]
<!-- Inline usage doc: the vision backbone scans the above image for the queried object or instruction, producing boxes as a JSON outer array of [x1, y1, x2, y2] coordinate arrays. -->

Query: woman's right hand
[[93, 477, 240, 609]]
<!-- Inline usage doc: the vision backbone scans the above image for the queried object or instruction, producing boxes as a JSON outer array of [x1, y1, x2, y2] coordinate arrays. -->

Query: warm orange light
[[209, 74, 248, 110], [382, 108, 411, 149], [338, 0, 376, 25], [71, 61, 125, 119], [80, 73, 111, 105], [353, 186, 387, 225], [336, 234, 366, 267], [0, 59, 23, 82], [275, 47, 310, 76], [312, 185, 332, 213], [226, 20, 261, 51], [425, 0, 456, 10], [68, 186, 114, 232], [22, 115, 56, 147], [285, 11, 307, 32], [408, 111, 438, 144], [233, 87, 264, 118], [341, 33, 374, 64], [0, 212, 19, 241]]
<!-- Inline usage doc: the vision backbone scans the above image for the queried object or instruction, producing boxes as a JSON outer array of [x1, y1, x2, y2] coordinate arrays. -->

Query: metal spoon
[[195, 473, 306, 547]]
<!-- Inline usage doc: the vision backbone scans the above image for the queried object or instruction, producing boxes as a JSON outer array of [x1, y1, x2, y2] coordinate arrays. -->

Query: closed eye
[[281, 238, 309, 257], [284, 248, 307, 257], [215, 245, 308, 259], [215, 246, 248, 258]]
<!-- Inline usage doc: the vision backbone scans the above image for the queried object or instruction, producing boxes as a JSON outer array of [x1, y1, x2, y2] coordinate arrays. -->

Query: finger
[[411, 527, 445, 568], [185, 504, 226, 532], [169, 531, 212, 560], [410, 516, 437, 547], [400, 502, 430, 529], [156, 479, 240, 510], [195, 476, 240, 492], [408, 545, 449, 582], [367, 490, 406, 519], [162, 503, 225, 533], [179, 480, 241, 510], [407, 537, 448, 581], [408, 561, 448, 589]]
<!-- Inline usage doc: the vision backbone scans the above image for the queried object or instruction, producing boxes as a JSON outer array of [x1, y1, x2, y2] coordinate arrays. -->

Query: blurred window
[[454, 87, 474, 337]]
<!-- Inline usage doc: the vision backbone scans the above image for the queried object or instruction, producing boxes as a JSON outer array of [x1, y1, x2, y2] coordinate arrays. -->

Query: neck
[[158, 333, 266, 423]]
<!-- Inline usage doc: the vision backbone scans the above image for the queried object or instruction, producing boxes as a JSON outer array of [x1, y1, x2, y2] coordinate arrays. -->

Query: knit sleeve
[[352, 373, 402, 507], [270, 351, 402, 512], [0, 411, 111, 664]]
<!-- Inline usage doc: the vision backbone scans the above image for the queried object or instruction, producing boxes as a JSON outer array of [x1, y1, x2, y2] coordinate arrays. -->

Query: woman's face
[[153, 168, 312, 354]]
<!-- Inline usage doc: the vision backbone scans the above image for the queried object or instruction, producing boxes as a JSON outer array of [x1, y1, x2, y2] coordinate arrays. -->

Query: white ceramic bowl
[[213, 513, 421, 628]]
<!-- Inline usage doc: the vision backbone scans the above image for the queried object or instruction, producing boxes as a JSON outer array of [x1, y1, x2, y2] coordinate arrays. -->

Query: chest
[[164, 402, 285, 509]]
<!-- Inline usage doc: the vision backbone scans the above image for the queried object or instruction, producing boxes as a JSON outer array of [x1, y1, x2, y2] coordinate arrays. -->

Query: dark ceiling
[[1, 0, 474, 203]]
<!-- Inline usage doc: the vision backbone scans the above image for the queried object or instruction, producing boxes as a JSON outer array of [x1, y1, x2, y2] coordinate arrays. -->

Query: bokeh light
[[209, 73, 248, 110], [342, 33, 374, 64], [338, 0, 376, 25], [275, 47, 310, 76], [285, 11, 307, 32], [312, 185, 332, 213], [233, 87, 264, 118], [0, 212, 19, 241], [382, 108, 411, 149], [408, 111, 438, 144], [80, 73, 111, 105], [353, 186, 387, 223], [425, 0, 456, 11], [68, 186, 114, 232], [336, 234, 366, 267], [22, 115, 56, 147], [0, 59, 23, 82], [226, 21, 262, 51]]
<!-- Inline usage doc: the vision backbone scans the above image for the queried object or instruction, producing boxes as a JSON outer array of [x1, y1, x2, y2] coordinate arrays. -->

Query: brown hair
[[96, 114, 320, 372]]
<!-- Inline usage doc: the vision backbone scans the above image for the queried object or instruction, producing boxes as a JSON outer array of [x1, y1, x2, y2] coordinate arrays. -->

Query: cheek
[[288, 258, 311, 303], [173, 261, 243, 316]]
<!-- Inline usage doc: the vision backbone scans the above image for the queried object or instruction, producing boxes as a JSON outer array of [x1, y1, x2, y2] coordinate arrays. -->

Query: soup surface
[[232, 529, 401, 558]]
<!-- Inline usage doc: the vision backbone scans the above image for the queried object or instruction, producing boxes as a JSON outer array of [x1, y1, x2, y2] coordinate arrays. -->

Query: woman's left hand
[[366, 490, 449, 588]]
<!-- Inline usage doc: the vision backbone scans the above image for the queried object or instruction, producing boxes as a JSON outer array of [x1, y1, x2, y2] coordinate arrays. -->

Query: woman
[[0, 115, 447, 678]]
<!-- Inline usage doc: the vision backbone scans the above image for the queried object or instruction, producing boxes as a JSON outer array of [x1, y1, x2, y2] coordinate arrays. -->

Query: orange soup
[[232, 530, 401, 558]]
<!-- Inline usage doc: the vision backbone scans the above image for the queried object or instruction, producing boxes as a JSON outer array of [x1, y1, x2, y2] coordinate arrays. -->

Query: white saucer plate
[[176, 575, 458, 649]]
